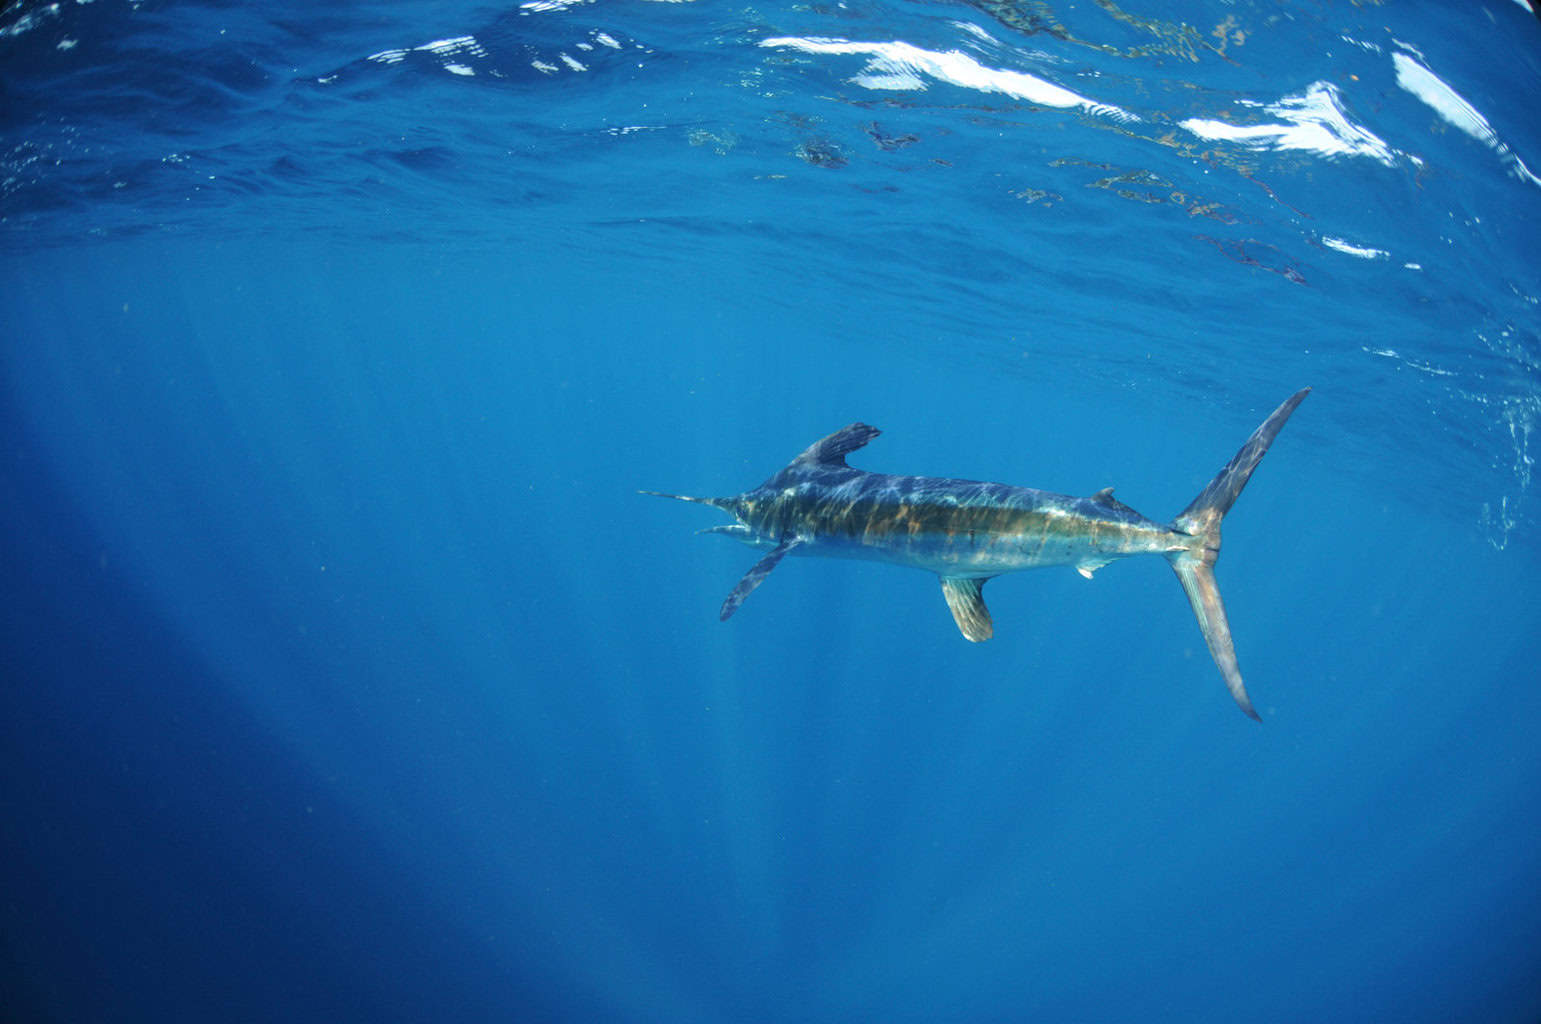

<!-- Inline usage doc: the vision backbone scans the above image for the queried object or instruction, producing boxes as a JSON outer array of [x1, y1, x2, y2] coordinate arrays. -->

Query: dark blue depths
[[2, 1, 1540, 1022]]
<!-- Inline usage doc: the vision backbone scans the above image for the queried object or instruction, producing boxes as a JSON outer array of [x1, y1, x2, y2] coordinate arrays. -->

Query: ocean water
[[3, 0, 1540, 1020]]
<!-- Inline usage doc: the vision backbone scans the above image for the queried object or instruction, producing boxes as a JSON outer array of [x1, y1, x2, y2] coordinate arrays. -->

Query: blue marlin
[[644, 389, 1309, 720]]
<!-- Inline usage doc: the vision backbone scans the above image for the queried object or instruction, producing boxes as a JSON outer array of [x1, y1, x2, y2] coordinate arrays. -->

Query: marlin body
[[645, 389, 1309, 720]]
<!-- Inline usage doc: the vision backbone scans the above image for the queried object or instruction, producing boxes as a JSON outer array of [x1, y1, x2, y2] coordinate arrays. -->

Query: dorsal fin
[[793, 423, 881, 468], [1093, 486, 1115, 502]]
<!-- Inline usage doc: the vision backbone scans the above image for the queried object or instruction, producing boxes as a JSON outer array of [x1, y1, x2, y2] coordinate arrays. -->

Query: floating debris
[[865, 122, 919, 151], [795, 139, 848, 168]]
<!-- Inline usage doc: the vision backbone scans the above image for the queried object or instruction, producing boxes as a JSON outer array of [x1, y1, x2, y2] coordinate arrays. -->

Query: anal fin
[[940, 576, 994, 642], [720, 538, 803, 621]]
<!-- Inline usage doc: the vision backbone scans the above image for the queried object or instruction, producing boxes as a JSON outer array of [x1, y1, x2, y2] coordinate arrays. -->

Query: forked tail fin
[[1168, 389, 1310, 721]]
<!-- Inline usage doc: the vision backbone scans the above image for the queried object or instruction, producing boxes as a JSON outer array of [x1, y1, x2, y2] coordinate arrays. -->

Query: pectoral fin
[[940, 576, 994, 642], [720, 538, 803, 621]]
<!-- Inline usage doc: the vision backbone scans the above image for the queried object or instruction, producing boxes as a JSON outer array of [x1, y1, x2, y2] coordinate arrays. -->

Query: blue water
[[4, 1, 1540, 1020]]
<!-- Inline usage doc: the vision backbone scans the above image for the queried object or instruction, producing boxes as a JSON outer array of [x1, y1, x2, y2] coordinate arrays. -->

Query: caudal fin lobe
[[1169, 389, 1310, 721]]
